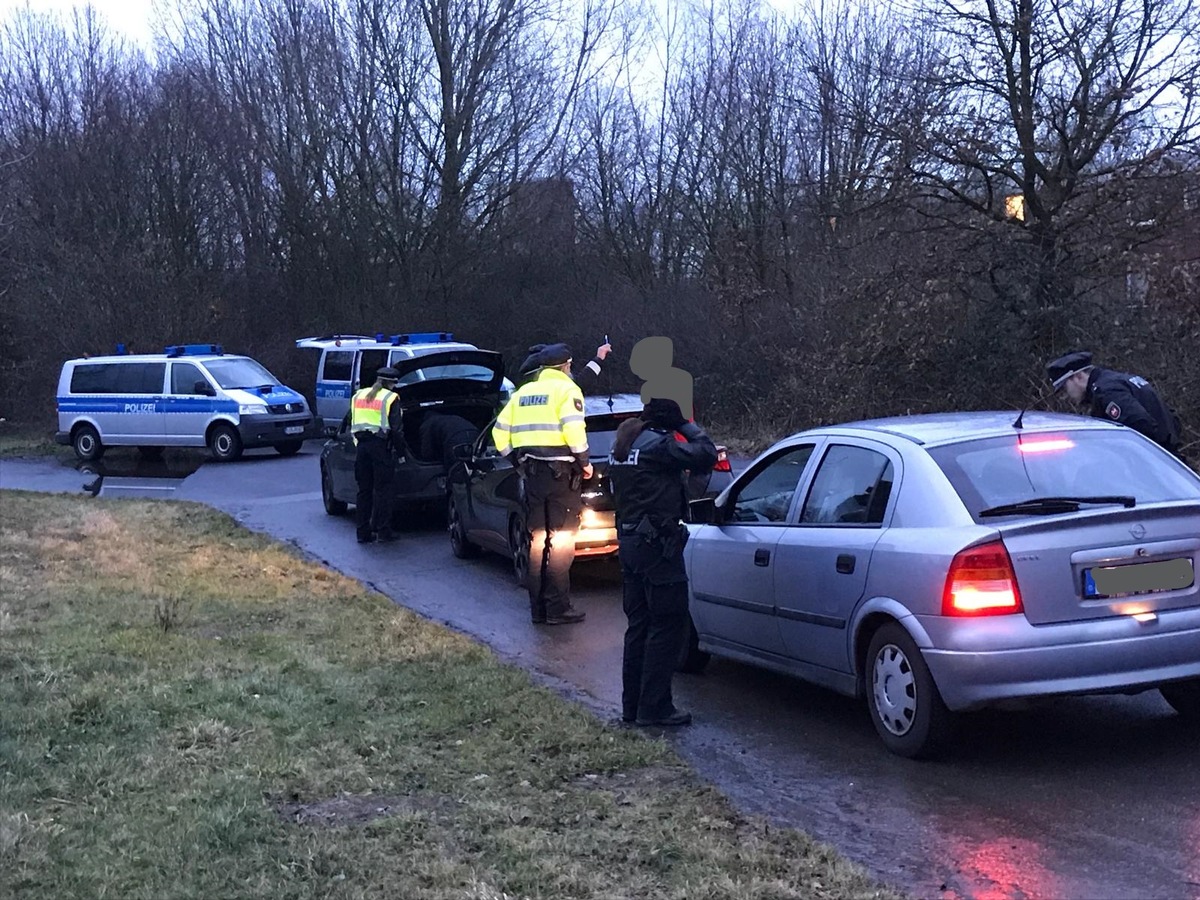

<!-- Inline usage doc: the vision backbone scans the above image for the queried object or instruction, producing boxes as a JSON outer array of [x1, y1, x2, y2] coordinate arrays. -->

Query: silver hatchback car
[[683, 412, 1200, 758]]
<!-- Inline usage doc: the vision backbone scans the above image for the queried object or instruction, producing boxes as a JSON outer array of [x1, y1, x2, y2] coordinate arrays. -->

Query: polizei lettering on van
[[124, 402, 157, 413]]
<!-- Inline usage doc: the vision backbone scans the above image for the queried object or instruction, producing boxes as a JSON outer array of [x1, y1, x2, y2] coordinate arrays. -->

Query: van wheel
[[275, 441, 303, 456], [208, 424, 243, 461], [137, 446, 164, 460], [321, 463, 347, 515], [448, 495, 481, 559], [72, 425, 104, 461], [509, 516, 531, 587], [865, 623, 956, 759], [676, 614, 710, 674]]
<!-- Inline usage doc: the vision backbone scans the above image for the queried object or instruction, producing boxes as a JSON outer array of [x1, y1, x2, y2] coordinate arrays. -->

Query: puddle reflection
[[68, 451, 206, 481]]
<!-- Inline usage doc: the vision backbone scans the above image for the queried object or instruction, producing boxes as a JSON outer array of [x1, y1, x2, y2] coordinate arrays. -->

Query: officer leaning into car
[[608, 397, 717, 727], [1047, 351, 1185, 460], [493, 342, 590, 625], [350, 365, 406, 543]]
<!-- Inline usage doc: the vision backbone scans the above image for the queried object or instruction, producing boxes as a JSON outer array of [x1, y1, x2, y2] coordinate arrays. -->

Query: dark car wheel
[[676, 614, 710, 674], [1160, 679, 1200, 719], [275, 441, 303, 456], [208, 423, 243, 461], [448, 495, 481, 559], [865, 623, 955, 759], [72, 425, 104, 462], [509, 516, 530, 587], [321, 463, 348, 515]]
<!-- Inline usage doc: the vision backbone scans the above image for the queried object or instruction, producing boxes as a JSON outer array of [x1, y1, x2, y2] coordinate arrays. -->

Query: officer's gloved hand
[[643, 398, 687, 432]]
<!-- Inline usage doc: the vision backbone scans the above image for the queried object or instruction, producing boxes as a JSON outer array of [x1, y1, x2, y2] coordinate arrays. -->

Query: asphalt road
[[4, 447, 1199, 900]]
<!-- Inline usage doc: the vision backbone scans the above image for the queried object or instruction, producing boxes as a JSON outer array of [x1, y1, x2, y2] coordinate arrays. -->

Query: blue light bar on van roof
[[165, 343, 224, 357], [390, 332, 454, 345]]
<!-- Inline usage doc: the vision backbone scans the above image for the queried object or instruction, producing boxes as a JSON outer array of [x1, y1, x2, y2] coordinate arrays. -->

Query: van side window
[[116, 363, 166, 394], [71, 364, 117, 393], [171, 362, 205, 394], [322, 351, 353, 382]]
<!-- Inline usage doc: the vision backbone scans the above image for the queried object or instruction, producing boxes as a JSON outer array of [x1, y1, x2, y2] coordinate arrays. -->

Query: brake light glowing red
[[1019, 438, 1075, 453], [943, 540, 1024, 616]]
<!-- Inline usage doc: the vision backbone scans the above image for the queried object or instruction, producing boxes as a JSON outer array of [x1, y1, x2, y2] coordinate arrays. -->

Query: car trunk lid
[[994, 502, 1200, 625], [390, 349, 505, 404]]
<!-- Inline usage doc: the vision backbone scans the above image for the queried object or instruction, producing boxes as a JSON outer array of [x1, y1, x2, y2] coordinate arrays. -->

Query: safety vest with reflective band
[[350, 385, 399, 436], [493, 368, 588, 463]]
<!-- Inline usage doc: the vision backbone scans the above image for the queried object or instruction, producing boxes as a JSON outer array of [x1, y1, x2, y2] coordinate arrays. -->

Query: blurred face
[[1063, 370, 1089, 404]]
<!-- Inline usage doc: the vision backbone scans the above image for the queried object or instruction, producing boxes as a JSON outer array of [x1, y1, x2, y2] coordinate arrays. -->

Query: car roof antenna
[[1013, 383, 1054, 429]]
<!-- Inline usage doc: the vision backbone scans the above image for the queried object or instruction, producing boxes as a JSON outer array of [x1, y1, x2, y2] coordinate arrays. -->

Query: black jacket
[[608, 422, 718, 531], [1086, 367, 1182, 455], [418, 413, 479, 470]]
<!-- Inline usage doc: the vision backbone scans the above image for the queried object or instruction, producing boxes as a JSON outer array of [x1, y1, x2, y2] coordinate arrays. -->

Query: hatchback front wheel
[[865, 623, 955, 759]]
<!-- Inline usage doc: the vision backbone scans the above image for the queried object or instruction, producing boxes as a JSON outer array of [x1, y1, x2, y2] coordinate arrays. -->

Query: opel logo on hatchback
[[1129, 524, 1147, 540]]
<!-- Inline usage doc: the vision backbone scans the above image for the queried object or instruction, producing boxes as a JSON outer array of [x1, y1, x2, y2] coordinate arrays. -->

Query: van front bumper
[[237, 415, 321, 448]]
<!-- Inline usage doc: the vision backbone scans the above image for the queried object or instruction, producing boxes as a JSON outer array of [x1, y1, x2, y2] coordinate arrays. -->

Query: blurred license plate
[[1084, 558, 1194, 599], [285, 426, 304, 435]]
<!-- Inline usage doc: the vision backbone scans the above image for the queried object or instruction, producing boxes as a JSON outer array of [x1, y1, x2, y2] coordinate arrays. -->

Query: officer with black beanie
[[608, 397, 717, 727]]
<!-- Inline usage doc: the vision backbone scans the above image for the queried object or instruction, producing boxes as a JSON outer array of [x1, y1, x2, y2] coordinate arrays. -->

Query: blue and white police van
[[295, 331, 515, 434], [55, 343, 320, 462]]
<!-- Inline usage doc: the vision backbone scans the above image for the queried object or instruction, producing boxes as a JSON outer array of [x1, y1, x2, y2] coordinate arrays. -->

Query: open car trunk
[[399, 399, 497, 465]]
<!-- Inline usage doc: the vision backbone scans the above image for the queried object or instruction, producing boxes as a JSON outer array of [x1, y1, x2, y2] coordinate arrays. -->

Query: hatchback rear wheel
[[448, 495, 480, 559], [508, 516, 530, 587], [1160, 678, 1200, 719], [866, 623, 955, 759], [321, 463, 347, 515]]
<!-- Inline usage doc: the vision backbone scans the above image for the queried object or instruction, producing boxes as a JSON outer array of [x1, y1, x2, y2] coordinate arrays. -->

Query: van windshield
[[204, 358, 281, 390]]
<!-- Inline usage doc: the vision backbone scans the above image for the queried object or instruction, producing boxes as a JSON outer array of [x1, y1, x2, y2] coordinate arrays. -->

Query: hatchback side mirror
[[688, 496, 718, 524]]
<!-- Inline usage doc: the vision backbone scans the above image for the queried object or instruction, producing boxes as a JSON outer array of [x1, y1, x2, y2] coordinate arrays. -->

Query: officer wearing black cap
[[493, 342, 592, 624], [349, 365, 406, 543], [1047, 351, 1184, 457], [607, 397, 717, 727], [517, 341, 612, 388]]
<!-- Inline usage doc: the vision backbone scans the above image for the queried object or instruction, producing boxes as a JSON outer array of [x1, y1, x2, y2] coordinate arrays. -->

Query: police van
[[56, 344, 320, 462], [295, 331, 515, 434]]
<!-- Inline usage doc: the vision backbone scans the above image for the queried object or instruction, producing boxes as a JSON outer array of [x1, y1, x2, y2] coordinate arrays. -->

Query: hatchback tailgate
[[997, 502, 1200, 625]]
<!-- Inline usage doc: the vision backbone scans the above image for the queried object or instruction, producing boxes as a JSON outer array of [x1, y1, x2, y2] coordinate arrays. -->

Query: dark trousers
[[354, 434, 395, 539], [619, 535, 689, 722], [522, 459, 581, 619]]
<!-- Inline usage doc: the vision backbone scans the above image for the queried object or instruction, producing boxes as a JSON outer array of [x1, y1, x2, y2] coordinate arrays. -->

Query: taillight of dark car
[[942, 540, 1024, 616], [714, 446, 731, 473]]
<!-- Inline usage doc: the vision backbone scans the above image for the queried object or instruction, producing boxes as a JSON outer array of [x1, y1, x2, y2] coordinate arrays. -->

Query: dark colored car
[[320, 349, 506, 521], [446, 393, 732, 583]]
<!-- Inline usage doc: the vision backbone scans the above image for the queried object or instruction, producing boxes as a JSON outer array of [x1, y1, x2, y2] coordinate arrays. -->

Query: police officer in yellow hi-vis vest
[[350, 366, 406, 544], [493, 343, 590, 624]]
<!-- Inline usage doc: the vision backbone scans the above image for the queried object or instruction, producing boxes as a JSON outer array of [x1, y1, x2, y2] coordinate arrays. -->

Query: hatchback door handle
[[836, 554, 856, 574], [754, 549, 771, 567]]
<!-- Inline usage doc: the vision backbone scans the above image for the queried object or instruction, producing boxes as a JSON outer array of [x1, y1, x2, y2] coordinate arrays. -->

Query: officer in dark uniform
[[608, 397, 717, 727], [517, 341, 612, 389], [1047, 351, 1184, 458], [418, 412, 480, 471], [350, 366, 406, 543]]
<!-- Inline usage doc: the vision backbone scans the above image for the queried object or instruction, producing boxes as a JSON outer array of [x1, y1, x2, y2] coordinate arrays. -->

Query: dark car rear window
[[928, 430, 1200, 519], [585, 412, 641, 458]]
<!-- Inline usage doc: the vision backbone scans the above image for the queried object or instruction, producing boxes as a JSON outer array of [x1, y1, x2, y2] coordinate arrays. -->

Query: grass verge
[[0, 491, 900, 900]]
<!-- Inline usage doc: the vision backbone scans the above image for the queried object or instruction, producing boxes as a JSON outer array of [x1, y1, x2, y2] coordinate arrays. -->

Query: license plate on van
[[1083, 558, 1194, 599], [285, 425, 304, 435]]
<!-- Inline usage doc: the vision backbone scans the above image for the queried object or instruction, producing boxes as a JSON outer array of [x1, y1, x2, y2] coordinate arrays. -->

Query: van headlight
[[239, 404, 267, 415]]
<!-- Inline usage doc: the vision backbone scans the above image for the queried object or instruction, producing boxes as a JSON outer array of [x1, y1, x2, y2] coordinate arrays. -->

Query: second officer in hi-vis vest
[[493, 343, 590, 625], [349, 366, 406, 543]]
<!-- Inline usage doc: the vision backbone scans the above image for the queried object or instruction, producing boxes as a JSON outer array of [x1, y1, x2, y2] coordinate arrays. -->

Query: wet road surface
[[3, 447, 1199, 900]]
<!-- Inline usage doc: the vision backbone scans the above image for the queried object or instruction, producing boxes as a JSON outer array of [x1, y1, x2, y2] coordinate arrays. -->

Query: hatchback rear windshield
[[396, 363, 497, 386], [584, 412, 641, 459], [928, 431, 1200, 520]]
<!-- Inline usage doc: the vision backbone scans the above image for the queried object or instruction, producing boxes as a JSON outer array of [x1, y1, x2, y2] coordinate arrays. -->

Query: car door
[[774, 441, 899, 673], [330, 414, 358, 500], [464, 425, 518, 544], [687, 443, 820, 658], [163, 361, 215, 445], [115, 362, 167, 444]]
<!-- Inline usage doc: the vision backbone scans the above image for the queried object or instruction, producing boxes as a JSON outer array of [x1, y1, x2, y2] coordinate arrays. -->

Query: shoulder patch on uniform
[[574, 397, 583, 412], [1106, 402, 1122, 419]]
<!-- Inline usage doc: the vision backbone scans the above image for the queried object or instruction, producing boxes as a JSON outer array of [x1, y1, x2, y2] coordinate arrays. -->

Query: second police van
[[295, 331, 515, 434], [56, 343, 320, 462]]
